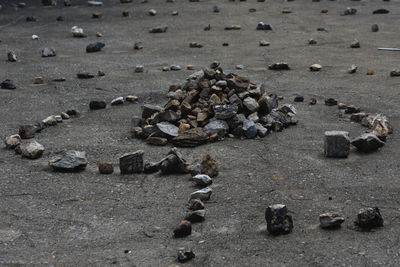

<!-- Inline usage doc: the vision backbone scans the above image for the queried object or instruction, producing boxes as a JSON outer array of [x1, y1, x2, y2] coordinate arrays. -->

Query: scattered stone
[[66, 108, 79, 116], [86, 42, 105, 53], [390, 69, 400, 77], [282, 9, 292, 14], [172, 11, 178, 16], [71, 26, 86, 38], [351, 133, 384, 153], [350, 40, 360, 48], [373, 9, 389, 14], [213, 5, 220, 13], [259, 40, 270, 46], [186, 64, 195, 70], [148, 9, 156, 16], [3, 135, 21, 149], [174, 220, 192, 238], [119, 150, 144, 174], [190, 187, 212, 201], [309, 39, 317, 45], [170, 64, 181, 71], [371, 24, 379, 32], [0, 79, 16, 90], [325, 98, 337, 106], [225, 25, 241, 30], [26, 16, 37, 22], [337, 103, 347, 110], [111, 97, 124, 105], [265, 204, 293, 235], [120, 0, 132, 3], [32, 35, 39, 40], [204, 24, 211, 31], [321, 9, 328, 13], [236, 65, 244, 70], [294, 96, 304, 102], [366, 69, 374, 75], [126, 95, 139, 102], [269, 62, 290, 70], [89, 100, 106, 110], [185, 209, 205, 223], [355, 207, 383, 230], [7, 51, 17, 62], [343, 7, 357, 15], [309, 98, 317, 105], [192, 174, 212, 187], [42, 115, 57, 126], [19, 125, 36, 139], [146, 137, 168, 146], [61, 112, 70, 119], [122, 11, 129, 17], [324, 131, 350, 158], [257, 22, 272, 31], [135, 65, 144, 73], [56, 16, 65, 21], [42, 0, 57, 6], [310, 64, 322, 71], [317, 27, 326, 31], [88, 1, 103, 7], [188, 198, 205, 211], [42, 47, 56, 57], [98, 162, 114, 174], [64, 0, 71, 6], [134, 42, 143, 50], [149, 26, 168, 33], [319, 213, 345, 229], [189, 42, 203, 48], [177, 248, 195, 263], [96, 32, 103, 37], [172, 128, 209, 147], [249, 8, 256, 12], [350, 112, 368, 123], [49, 151, 88, 171], [33, 77, 44, 84]]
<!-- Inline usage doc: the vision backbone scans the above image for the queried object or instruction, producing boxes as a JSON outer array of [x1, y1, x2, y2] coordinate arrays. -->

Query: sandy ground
[[0, 0, 400, 266]]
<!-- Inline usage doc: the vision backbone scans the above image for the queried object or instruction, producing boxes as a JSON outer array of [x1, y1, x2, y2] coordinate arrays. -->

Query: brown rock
[[179, 123, 190, 132], [367, 69, 374, 75], [98, 162, 114, 174], [172, 128, 208, 147], [200, 154, 218, 177], [61, 112, 70, 119], [7, 51, 17, 62], [173, 220, 192, 238], [186, 64, 195, 70], [34, 77, 44, 84]]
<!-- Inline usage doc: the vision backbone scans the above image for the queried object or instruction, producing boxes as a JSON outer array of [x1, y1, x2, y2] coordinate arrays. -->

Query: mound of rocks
[[132, 63, 298, 147]]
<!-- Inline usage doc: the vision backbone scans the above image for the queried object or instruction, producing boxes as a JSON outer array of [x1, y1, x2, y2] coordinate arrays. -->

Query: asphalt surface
[[0, 0, 400, 266]]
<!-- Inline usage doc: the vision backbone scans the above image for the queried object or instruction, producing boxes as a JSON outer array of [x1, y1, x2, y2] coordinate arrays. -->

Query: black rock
[[56, 16, 64, 21], [355, 207, 383, 229], [0, 79, 16, 89], [86, 42, 105, 53], [119, 150, 144, 174], [149, 26, 168, 33], [373, 9, 389, 14], [213, 5, 220, 13], [89, 100, 106, 110], [351, 133, 384, 153], [19, 125, 36, 139], [184, 210, 205, 223], [324, 131, 350, 158], [26, 16, 37, 22], [294, 95, 304, 102], [48, 151, 88, 172], [42, 47, 56, 57], [77, 72, 95, 79], [66, 108, 79, 116], [325, 98, 337, 106], [203, 120, 229, 137], [343, 7, 357, 15], [213, 105, 238, 120], [243, 119, 257, 139], [142, 104, 163, 119], [265, 204, 293, 235], [143, 162, 160, 173], [257, 22, 272, 30], [159, 148, 188, 174]]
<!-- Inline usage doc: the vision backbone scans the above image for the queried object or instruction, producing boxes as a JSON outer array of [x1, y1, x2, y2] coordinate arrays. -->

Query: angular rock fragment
[[177, 248, 195, 263], [159, 148, 188, 174], [319, 212, 345, 229], [111, 97, 124, 105], [190, 187, 212, 201], [350, 40, 360, 48], [355, 207, 383, 230], [77, 72, 94, 79], [172, 128, 209, 147], [343, 7, 357, 15], [265, 204, 293, 235], [188, 198, 205, 211], [174, 220, 192, 238], [371, 24, 379, 32], [88, 1, 103, 6], [0, 79, 16, 89], [325, 98, 337, 106], [42, 115, 57, 126], [192, 174, 212, 187], [324, 131, 350, 158], [143, 162, 161, 173], [99, 162, 114, 174], [119, 150, 144, 174], [42, 47, 56, 57], [86, 42, 105, 53], [49, 151, 88, 171], [185, 209, 205, 223], [4, 134, 21, 149], [351, 133, 384, 153], [390, 69, 400, 77], [19, 125, 36, 139]]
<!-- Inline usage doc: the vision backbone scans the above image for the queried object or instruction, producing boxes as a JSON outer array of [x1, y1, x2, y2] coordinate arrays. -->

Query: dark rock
[[88, 1, 103, 6], [373, 9, 389, 14], [269, 62, 290, 70], [66, 108, 79, 116], [343, 7, 357, 15], [77, 72, 94, 79], [143, 162, 160, 173], [21, 140, 44, 159], [190, 187, 212, 201], [42, 0, 57, 6], [355, 207, 383, 229], [350, 112, 368, 122], [265, 204, 293, 235], [345, 105, 360, 114], [319, 212, 345, 229], [26, 16, 37, 22], [159, 148, 188, 174], [56, 16, 64, 21], [243, 119, 257, 139], [48, 151, 88, 171], [294, 95, 304, 102], [213, 5, 220, 13], [324, 131, 350, 158], [325, 98, 337, 106], [89, 100, 106, 110], [185, 209, 205, 223], [351, 133, 384, 153], [119, 150, 144, 174], [174, 220, 192, 238], [0, 79, 16, 89], [227, 75, 250, 92], [177, 248, 195, 263], [188, 199, 205, 211], [390, 69, 400, 77], [111, 97, 124, 105], [371, 24, 379, 32], [146, 136, 168, 146], [243, 97, 259, 113], [149, 26, 168, 33], [98, 162, 114, 174], [19, 125, 36, 139], [257, 22, 272, 30], [142, 104, 163, 119], [309, 98, 317, 105], [42, 47, 56, 57], [156, 122, 179, 138], [86, 42, 105, 53], [213, 105, 238, 120], [203, 120, 229, 137]]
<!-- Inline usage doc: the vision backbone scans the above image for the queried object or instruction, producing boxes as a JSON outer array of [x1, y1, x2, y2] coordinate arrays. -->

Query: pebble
[[119, 150, 144, 174], [173, 220, 192, 238], [149, 26, 168, 33], [213, 5, 220, 13], [148, 9, 157, 16], [371, 24, 379, 32], [88, 1, 103, 7], [177, 248, 195, 263], [61, 112, 70, 119], [259, 40, 270, 46], [294, 95, 304, 102], [309, 98, 317, 105], [34, 77, 44, 84], [319, 212, 345, 229], [337, 103, 347, 110], [21, 140, 44, 159], [49, 151, 88, 171], [32, 35, 39, 40], [269, 62, 290, 70], [348, 65, 357, 74], [42, 47, 56, 57], [325, 98, 337, 106], [111, 97, 124, 105], [351, 133, 384, 153], [98, 162, 114, 174], [350, 40, 360, 48], [188, 199, 205, 211], [310, 64, 322, 71], [172, 11, 178, 16], [89, 100, 107, 110], [185, 209, 206, 223], [42, 115, 57, 126], [390, 69, 400, 77], [186, 64, 195, 70], [257, 22, 272, 30], [366, 69, 374, 75], [192, 174, 212, 187], [343, 7, 357, 15], [7, 51, 17, 62], [19, 125, 36, 139], [98, 70, 105, 76], [236, 65, 244, 70], [309, 39, 317, 45], [265, 204, 293, 235], [122, 11, 129, 17], [189, 42, 203, 48], [3, 134, 21, 149], [96, 32, 103, 37], [71, 26, 86, 38], [135, 65, 144, 73], [0, 79, 16, 90], [190, 187, 213, 201], [373, 9, 389, 14], [77, 72, 94, 79], [86, 42, 105, 53], [355, 207, 383, 229], [134, 42, 143, 50], [324, 131, 350, 158], [125, 95, 139, 102], [170, 64, 181, 71]]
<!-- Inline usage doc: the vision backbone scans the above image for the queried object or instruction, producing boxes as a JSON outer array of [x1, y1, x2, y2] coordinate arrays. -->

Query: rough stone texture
[[3, 134, 21, 149], [98, 162, 114, 174], [119, 150, 144, 174], [192, 174, 212, 187], [265, 204, 293, 235], [190, 187, 213, 201], [351, 133, 385, 152], [21, 140, 44, 159], [355, 207, 384, 230], [18, 125, 36, 139], [49, 151, 88, 171], [324, 131, 350, 158], [173, 220, 191, 238], [319, 213, 345, 229]]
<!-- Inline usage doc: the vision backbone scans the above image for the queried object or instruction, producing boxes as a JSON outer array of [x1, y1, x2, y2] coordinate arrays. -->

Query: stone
[[345, 105, 360, 114], [343, 7, 357, 15], [319, 213, 345, 229], [188, 198, 205, 211], [111, 97, 124, 105], [309, 98, 317, 105], [390, 69, 400, 77], [186, 64, 195, 70], [243, 97, 259, 113], [119, 151, 144, 174], [96, 32, 103, 37], [189, 42, 203, 48], [269, 62, 290, 70], [149, 26, 168, 33], [0, 79, 16, 90], [371, 24, 379, 32], [88, 1, 103, 6], [321, 9, 328, 13], [146, 136, 168, 146], [204, 24, 211, 31], [367, 69, 374, 75], [348, 64, 358, 74], [325, 98, 337, 106], [66, 108, 79, 116], [309, 39, 317, 45], [173, 220, 191, 238], [142, 104, 163, 119], [177, 248, 195, 263], [135, 65, 144, 73], [122, 11, 129, 17], [71, 26, 86, 38], [32, 35, 39, 40], [373, 9, 389, 14], [26, 16, 37, 22], [170, 64, 181, 71], [324, 131, 350, 158], [42, 0, 57, 5], [156, 122, 179, 138], [236, 65, 244, 70], [172, 10, 179, 16], [89, 100, 106, 110], [34, 77, 44, 84], [203, 120, 229, 137], [294, 95, 304, 102], [255, 123, 268, 137], [259, 40, 270, 46], [355, 207, 383, 229], [243, 119, 257, 139], [86, 42, 105, 53], [120, 0, 132, 3], [64, 0, 71, 6], [19, 125, 36, 139], [49, 151, 88, 171], [172, 128, 209, 147], [42, 115, 57, 126], [143, 162, 161, 173], [351, 134, 384, 153], [7, 51, 17, 62], [350, 40, 360, 48], [134, 42, 143, 50], [310, 64, 322, 71], [61, 112, 69, 120], [213, 105, 238, 120], [55, 115, 62, 123], [337, 103, 347, 110], [148, 9, 156, 16], [42, 47, 56, 57], [126, 95, 139, 102], [4, 135, 21, 149], [265, 204, 293, 235], [96, 70, 105, 77], [77, 72, 94, 79], [185, 209, 205, 223], [192, 174, 212, 187], [257, 22, 272, 30], [190, 187, 213, 201], [56, 16, 65, 21], [225, 25, 241, 30], [98, 162, 114, 174], [159, 148, 188, 174], [213, 5, 220, 13], [350, 112, 368, 123]]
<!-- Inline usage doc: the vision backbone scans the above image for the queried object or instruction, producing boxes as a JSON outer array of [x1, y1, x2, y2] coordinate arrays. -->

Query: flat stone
[[156, 122, 179, 137], [355, 207, 383, 229], [325, 98, 337, 106], [142, 104, 163, 119], [319, 212, 345, 229], [77, 72, 94, 79], [172, 128, 209, 147], [371, 24, 379, 32], [350, 40, 360, 48], [373, 9, 389, 14], [190, 187, 213, 201], [351, 133, 384, 153], [243, 119, 257, 139], [213, 105, 238, 120], [143, 162, 161, 173], [49, 151, 88, 171], [146, 136, 168, 146], [324, 131, 350, 158], [257, 22, 272, 30], [7, 51, 17, 62], [310, 64, 322, 71], [111, 97, 124, 105], [192, 174, 212, 187], [343, 7, 357, 15], [119, 150, 144, 174], [88, 1, 103, 6], [243, 97, 259, 113], [265, 204, 293, 235], [89, 100, 106, 110], [135, 65, 144, 73]]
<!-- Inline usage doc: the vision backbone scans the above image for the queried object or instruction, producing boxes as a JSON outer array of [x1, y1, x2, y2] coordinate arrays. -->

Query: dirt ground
[[1, 0, 400, 266]]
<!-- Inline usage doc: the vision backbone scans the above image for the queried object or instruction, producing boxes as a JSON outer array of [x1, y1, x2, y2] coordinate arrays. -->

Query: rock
[[321, 9, 328, 13], [350, 40, 360, 48], [345, 105, 360, 114], [309, 98, 317, 105], [172, 128, 209, 147], [7, 51, 17, 62], [111, 97, 124, 105], [189, 42, 203, 48], [71, 26, 86, 38], [55, 115, 62, 123], [259, 40, 270, 46], [324, 131, 350, 158], [269, 62, 290, 70], [192, 174, 212, 187], [373, 9, 389, 14], [146, 136, 168, 146], [134, 42, 143, 50], [135, 65, 144, 73], [148, 9, 157, 16], [294, 95, 304, 102], [172, 10, 179, 16], [190, 187, 213, 201], [77, 72, 94, 79], [177, 248, 195, 263], [173, 220, 192, 238], [97, 70, 105, 76], [56, 16, 65, 21], [257, 22, 272, 30], [355, 207, 383, 230], [351, 133, 384, 153], [255, 123, 268, 137], [86, 42, 105, 53], [156, 122, 179, 138], [49, 151, 88, 171], [66, 108, 79, 116], [243, 97, 259, 113], [26, 16, 37, 22], [243, 119, 257, 139], [185, 209, 205, 223], [337, 103, 347, 110], [371, 24, 379, 32], [343, 7, 357, 15], [42, 47, 56, 57], [309, 39, 317, 45], [98, 162, 114, 174], [42, 115, 57, 126], [64, 0, 71, 6], [120, 0, 132, 3], [310, 64, 322, 71], [96, 32, 103, 37], [4, 135, 21, 149], [236, 65, 244, 70], [213, 105, 238, 120], [88, 1, 103, 6], [149, 26, 168, 33], [224, 25, 241, 30], [186, 64, 195, 70], [34, 77, 44, 84], [142, 105, 163, 119], [203, 120, 229, 137], [319, 212, 345, 229], [32, 35, 39, 40], [143, 162, 160, 173], [188, 199, 205, 211], [126, 95, 139, 102], [0, 79, 16, 89], [122, 10, 129, 17], [390, 69, 400, 77], [170, 64, 181, 71], [325, 98, 337, 106], [350, 112, 368, 123], [265, 204, 293, 235], [42, 0, 57, 5], [159, 148, 188, 174], [89, 100, 106, 110], [19, 125, 36, 139], [213, 5, 220, 13], [204, 24, 211, 31], [119, 151, 144, 174], [366, 69, 374, 75]]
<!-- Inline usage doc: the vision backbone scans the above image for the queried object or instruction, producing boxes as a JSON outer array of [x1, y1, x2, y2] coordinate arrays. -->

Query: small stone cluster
[[132, 63, 298, 147]]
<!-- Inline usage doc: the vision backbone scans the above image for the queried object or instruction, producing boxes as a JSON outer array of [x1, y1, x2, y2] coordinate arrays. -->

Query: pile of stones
[[132, 63, 298, 147]]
